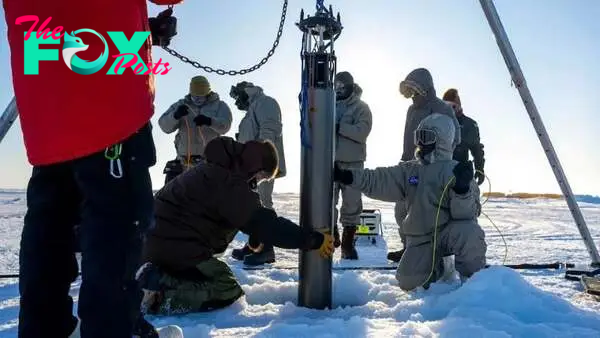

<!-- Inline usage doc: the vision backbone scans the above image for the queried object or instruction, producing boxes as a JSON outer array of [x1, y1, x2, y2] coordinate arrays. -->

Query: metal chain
[[162, 0, 288, 76]]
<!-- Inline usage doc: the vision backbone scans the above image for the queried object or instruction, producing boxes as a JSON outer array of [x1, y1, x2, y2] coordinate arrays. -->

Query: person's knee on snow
[[334, 113, 486, 289], [140, 137, 335, 315], [395, 238, 443, 291], [139, 258, 244, 315], [443, 220, 487, 279]]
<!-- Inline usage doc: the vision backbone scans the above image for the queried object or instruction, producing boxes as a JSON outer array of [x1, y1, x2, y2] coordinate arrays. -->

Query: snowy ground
[[2, 190, 600, 337]]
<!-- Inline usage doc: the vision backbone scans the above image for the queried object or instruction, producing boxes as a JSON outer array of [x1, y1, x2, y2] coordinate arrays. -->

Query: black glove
[[193, 114, 212, 126], [475, 170, 485, 186], [335, 124, 340, 134], [173, 105, 189, 119], [452, 161, 474, 194], [149, 8, 178, 47], [334, 162, 353, 185]]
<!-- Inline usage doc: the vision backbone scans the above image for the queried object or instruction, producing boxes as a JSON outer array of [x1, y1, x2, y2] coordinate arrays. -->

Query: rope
[[183, 118, 192, 168]]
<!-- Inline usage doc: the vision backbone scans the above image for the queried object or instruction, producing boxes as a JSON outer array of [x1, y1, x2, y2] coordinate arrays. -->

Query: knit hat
[[189, 76, 211, 96]]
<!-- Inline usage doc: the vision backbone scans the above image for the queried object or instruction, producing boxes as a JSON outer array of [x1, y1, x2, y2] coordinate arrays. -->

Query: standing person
[[137, 136, 334, 315], [332, 71, 373, 260], [3, 0, 182, 337], [228, 81, 287, 266], [159, 76, 232, 184], [334, 113, 487, 291], [387, 68, 461, 262], [443, 88, 486, 186]]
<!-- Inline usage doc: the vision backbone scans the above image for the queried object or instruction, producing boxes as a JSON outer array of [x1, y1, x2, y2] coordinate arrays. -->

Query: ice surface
[[1, 190, 600, 337]]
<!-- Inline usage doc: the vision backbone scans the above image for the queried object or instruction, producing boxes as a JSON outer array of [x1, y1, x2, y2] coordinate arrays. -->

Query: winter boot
[[387, 249, 405, 263], [333, 224, 341, 248], [441, 255, 457, 282], [341, 226, 358, 260], [231, 244, 253, 261], [135, 262, 164, 314], [243, 245, 276, 266]]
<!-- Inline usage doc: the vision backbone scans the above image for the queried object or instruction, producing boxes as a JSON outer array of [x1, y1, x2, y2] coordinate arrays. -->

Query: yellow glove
[[318, 232, 335, 259]]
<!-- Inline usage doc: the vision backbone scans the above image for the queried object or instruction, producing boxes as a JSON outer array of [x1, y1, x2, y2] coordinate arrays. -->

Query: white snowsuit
[[348, 113, 487, 291]]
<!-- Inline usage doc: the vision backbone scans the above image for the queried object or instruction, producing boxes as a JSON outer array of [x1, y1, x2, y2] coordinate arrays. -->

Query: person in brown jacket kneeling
[[135, 136, 334, 315]]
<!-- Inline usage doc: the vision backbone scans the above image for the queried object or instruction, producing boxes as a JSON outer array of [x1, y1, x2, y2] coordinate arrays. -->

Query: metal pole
[[296, 5, 342, 309], [479, 0, 600, 265], [0, 97, 18, 145]]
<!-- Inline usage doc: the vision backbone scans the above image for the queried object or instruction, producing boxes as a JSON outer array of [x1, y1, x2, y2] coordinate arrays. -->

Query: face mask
[[230, 85, 250, 111], [335, 81, 352, 100], [414, 128, 437, 164], [415, 144, 436, 164], [191, 95, 206, 105]]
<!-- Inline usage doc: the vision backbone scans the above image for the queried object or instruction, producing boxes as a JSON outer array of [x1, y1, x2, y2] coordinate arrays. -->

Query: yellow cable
[[482, 210, 508, 264], [420, 176, 455, 288], [418, 168, 507, 289]]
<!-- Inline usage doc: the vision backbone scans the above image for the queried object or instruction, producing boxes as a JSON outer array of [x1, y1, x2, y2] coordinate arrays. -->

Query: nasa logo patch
[[408, 176, 419, 185]]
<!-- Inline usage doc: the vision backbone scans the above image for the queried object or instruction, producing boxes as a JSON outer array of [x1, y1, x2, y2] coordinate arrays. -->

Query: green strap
[[104, 144, 122, 160]]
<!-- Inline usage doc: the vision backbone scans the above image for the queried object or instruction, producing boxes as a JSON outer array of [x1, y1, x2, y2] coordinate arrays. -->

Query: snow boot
[[243, 245, 276, 266], [441, 255, 457, 282], [387, 249, 405, 262], [231, 244, 253, 261], [136, 262, 165, 314], [341, 226, 358, 260], [333, 224, 341, 248]]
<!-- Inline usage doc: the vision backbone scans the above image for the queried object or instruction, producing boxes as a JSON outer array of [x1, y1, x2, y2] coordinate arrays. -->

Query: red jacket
[[4, 0, 183, 165]]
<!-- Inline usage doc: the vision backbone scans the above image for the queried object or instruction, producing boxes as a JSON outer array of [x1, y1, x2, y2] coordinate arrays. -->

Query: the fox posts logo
[[17, 15, 172, 75]]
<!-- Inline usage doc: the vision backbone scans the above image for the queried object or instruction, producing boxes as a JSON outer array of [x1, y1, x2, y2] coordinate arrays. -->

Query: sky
[[1, 0, 599, 195]]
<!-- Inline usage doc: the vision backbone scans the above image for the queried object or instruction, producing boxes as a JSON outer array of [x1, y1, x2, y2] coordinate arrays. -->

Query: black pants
[[18, 123, 156, 338]]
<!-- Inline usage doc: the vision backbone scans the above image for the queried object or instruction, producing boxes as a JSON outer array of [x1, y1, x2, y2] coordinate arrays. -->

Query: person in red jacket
[[3, 0, 182, 337]]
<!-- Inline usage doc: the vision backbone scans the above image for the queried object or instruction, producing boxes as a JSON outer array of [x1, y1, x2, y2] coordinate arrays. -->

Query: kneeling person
[[334, 113, 487, 291], [137, 136, 333, 315]]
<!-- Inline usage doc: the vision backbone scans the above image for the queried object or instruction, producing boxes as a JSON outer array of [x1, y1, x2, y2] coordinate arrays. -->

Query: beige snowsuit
[[335, 84, 372, 227], [159, 92, 232, 165], [236, 85, 287, 209], [348, 113, 487, 291]]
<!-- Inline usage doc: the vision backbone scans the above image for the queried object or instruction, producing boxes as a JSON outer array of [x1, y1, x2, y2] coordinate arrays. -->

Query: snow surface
[[2, 190, 600, 337]]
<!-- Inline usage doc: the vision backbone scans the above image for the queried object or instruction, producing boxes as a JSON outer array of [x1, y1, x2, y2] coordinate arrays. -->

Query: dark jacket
[[142, 136, 322, 271], [453, 114, 485, 173]]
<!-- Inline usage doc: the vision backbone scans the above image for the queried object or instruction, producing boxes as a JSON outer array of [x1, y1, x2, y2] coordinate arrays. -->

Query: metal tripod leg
[[479, 0, 600, 266], [0, 96, 18, 145]]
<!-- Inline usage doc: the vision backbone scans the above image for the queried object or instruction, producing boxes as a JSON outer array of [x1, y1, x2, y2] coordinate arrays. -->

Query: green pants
[[151, 258, 244, 315]]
